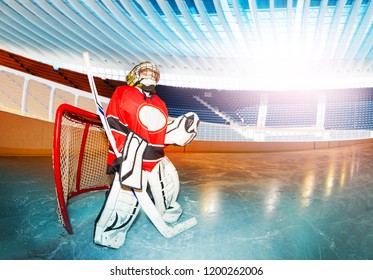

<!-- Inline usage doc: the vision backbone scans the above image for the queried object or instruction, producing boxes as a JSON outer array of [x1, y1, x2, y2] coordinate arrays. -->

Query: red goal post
[[53, 103, 113, 234]]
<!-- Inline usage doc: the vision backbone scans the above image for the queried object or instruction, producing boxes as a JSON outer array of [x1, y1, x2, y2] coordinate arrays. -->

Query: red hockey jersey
[[106, 85, 168, 172]]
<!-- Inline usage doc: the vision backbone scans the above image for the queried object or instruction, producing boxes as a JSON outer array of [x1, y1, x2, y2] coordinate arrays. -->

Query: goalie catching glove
[[165, 112, 199, 146]]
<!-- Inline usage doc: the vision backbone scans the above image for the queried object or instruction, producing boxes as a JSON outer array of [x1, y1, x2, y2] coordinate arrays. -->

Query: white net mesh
[[55, 107, 113, 231]]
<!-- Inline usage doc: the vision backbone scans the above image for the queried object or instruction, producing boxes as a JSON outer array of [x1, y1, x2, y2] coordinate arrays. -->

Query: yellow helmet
[[126, 61, 160, 92]]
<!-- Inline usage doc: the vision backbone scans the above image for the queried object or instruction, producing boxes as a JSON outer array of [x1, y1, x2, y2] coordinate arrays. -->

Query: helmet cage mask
[[126, 62, 160, 93]]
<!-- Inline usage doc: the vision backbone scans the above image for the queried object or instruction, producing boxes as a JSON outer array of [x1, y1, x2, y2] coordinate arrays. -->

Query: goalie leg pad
[[147, 157, 182, 223], [119, 132, 147, 190], [94, 175, 140, 249]]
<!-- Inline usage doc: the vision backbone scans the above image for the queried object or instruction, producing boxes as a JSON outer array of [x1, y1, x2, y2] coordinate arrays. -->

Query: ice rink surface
[[0, 143, 373, 260]]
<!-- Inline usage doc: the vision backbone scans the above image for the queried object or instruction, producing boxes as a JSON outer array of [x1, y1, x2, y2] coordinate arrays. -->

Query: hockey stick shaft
[[82, 52, 119, 156], [82, 52, 197, 238]]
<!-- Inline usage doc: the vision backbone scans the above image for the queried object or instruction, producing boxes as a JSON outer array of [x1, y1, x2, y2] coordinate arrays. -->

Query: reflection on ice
[[1, 142, 373, 259]]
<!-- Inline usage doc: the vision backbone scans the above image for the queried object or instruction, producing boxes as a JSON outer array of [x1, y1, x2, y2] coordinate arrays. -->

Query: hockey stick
[[82, 52, 197, 238]]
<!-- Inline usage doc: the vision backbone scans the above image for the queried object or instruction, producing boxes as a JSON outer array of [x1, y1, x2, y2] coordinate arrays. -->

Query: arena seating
[[325, 88, 373, 130], [0, 49, 32, 74], [200, 89, 260, 125], [157, 85, 227, 124], [1, 49, 373, 130], [265, 92, 318, 127]]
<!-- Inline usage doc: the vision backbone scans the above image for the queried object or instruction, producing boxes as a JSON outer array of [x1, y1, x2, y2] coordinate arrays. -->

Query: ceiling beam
[[312, 0, 328, 59], [322, 0, 347, 60], [194, 0, 230, 58], [344, 0, 373, 73], [1, 2, 70, 60], [247, 0, 264, 57], [155, 0, 206, 71]]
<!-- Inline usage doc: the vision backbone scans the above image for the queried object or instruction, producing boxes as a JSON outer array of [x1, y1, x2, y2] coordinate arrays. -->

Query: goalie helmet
[[126, 61, 160, 93]]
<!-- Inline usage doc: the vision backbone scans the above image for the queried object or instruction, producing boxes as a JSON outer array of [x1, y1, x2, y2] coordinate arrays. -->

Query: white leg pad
[[94, 175, 140, 249], [147, 157, 182, 223]]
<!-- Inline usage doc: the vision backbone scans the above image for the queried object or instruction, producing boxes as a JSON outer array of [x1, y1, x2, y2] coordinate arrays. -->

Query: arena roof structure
[[0, 0, 372, 89]]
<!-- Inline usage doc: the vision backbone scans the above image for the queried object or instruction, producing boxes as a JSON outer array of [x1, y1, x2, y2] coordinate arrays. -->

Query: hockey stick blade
[[163, 217, 197, 238], [82, 52, 197, 238], [132, 189, 197, 238]]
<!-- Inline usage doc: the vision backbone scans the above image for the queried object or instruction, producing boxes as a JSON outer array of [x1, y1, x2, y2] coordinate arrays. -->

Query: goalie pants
[[94, 157, 181, 248]]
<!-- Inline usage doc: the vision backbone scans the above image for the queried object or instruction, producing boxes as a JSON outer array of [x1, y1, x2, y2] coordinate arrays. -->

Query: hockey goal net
[[53, 103, 113, 234]]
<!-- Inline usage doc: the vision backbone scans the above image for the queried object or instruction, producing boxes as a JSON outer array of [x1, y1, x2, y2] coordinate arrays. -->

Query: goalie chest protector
[[106, 86, 168, 172]]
